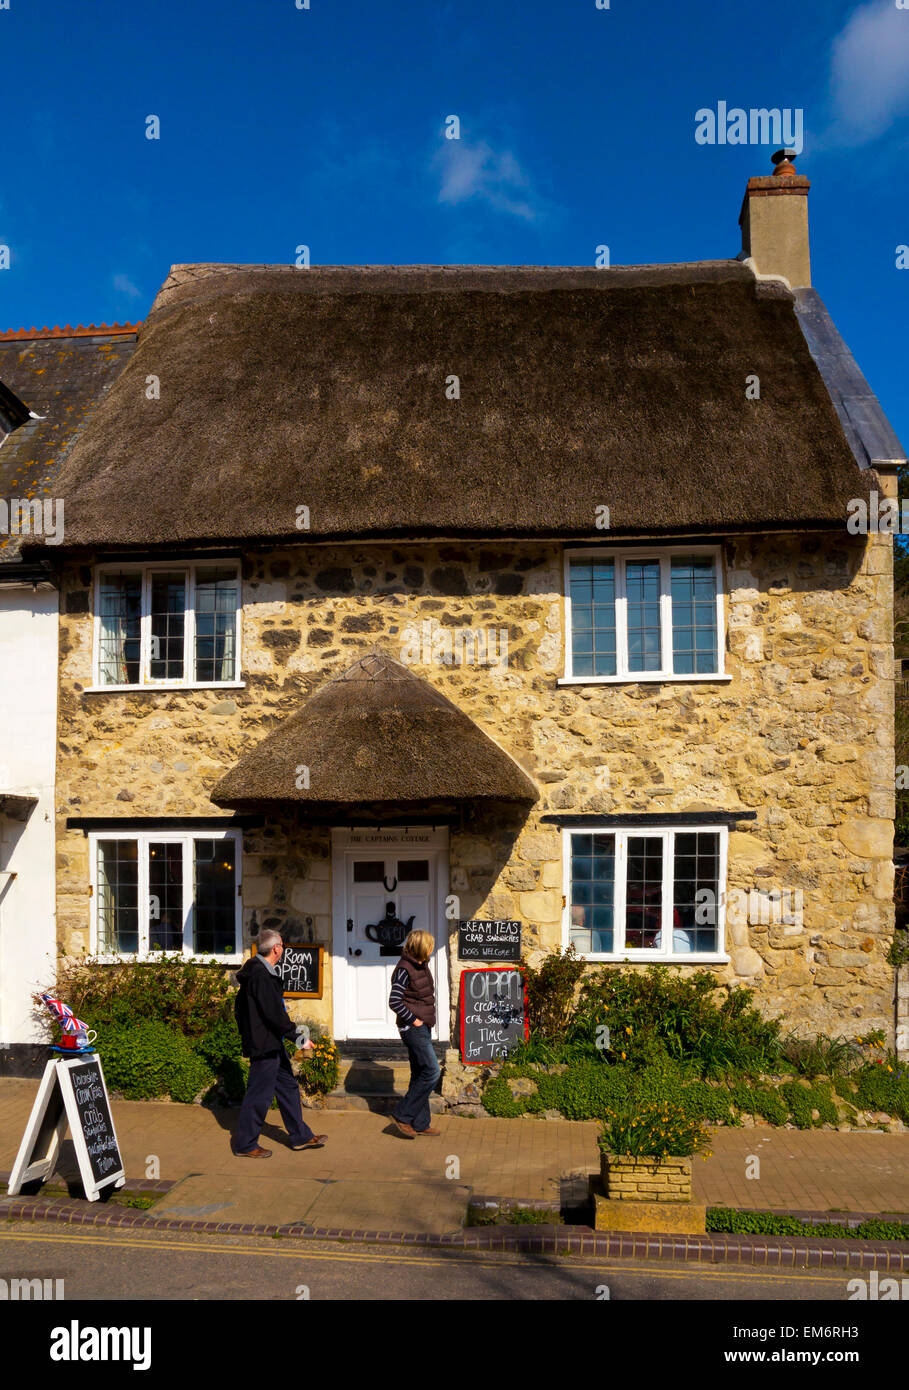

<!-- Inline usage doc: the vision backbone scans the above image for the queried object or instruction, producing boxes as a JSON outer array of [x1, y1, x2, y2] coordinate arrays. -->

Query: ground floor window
[[90, 829, 241, 960], [564, 825, 728, 961]]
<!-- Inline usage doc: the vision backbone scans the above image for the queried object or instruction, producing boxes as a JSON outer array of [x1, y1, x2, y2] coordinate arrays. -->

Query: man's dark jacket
[[234, 956, 296, 1059]]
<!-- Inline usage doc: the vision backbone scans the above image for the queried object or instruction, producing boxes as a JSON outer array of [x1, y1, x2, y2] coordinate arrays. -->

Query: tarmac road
[[0, 1219, 860, 1302]]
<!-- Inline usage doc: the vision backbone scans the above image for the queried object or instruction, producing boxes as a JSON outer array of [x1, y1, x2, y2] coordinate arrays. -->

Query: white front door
[[331, 828, 449, 1041]]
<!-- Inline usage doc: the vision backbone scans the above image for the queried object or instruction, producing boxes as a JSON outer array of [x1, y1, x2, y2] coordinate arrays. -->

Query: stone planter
[[600, 1151, 692, 1202], [594, 1151, 705, 1233]]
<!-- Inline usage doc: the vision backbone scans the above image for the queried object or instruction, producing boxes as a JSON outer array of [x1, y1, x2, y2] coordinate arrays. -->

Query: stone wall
[[55, 530, 897, 1045]]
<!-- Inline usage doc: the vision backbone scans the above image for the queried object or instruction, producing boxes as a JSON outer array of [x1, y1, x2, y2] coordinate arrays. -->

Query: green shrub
[[778, 1080, 838, 1129], [520, 946, 587, 1040], [196, 1017, 243, 1069], [569, 966, 783, 1076], [49, 954, 243, 1101], [99, 1021, 214, 1103], [54, 952, 236, 1039], [853, 1063, 909, 1122], [295, 1038, 340, 1096], [781, 1032, 862, 1078], [481, 1075, 524, 1118], [729, 1082, 789, 1126]]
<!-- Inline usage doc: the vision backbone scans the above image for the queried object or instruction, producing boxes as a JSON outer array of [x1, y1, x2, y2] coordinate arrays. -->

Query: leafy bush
[[569, 966, 783, 1077], [853, 1062, 909, 1122], [600, 1100, 708, 1158], [481, 1074, 525, 1118], [48, 954, 242, 1102], [295, 1038, 340, 1095], [781, 1032, 863, 1078], [728, 1081, 789, 1126], [53, 953, 235, 1040], [99, 1021, 215, 1103], [520, 945, 587, 1040]]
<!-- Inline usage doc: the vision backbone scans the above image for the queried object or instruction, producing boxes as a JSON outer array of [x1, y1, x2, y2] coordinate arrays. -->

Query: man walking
[[232, 928, 327, 1157], [388, 929, 441, 1138]]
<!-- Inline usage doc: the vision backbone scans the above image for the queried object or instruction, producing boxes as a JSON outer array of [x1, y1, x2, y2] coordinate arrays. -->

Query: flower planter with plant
[[594, 1101, 710, 1233]]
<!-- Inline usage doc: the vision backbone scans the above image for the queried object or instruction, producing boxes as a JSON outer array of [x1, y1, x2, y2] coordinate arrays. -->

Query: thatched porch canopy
[[211, 651, 538, 811]]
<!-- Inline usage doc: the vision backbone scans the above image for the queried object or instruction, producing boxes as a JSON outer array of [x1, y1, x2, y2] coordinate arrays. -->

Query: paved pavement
[[2, 1078, 908, 1231]]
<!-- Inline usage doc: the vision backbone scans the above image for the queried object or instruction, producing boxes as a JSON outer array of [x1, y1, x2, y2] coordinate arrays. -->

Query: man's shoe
[[232, 1144, 272, 1158], [415, 1126, 441, 1136], [390, 1116, 417, 1139], [291, 1136, 327, 1150]]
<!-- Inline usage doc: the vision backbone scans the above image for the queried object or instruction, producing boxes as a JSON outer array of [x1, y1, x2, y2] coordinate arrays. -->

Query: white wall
[[0, 584, 58, 1047]]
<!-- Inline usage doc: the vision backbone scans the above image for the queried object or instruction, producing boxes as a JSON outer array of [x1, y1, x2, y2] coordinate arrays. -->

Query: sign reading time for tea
[[459, 967, 528, 1065]]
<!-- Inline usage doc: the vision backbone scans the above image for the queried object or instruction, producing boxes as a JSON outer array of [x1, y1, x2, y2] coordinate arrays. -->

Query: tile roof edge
[[0, 323, 142, 342], [793, 288, 907, 472]]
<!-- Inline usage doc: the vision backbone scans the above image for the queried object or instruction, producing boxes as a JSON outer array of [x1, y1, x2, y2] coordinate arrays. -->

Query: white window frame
[[560, 544, 730, 684], [561, 823, 729, 963], [90, 559, 244, 691], [89, 827, 243, 963]]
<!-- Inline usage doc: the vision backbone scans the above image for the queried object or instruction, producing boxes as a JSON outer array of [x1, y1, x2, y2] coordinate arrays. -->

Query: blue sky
[[1, 0, 907, 446]]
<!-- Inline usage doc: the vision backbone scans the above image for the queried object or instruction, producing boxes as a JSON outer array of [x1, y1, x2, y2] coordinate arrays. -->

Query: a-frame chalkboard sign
[[7, 1054, 126, 1202]]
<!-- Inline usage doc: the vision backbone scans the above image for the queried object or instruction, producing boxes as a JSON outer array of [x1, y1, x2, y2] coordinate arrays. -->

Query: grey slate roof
[[794, 289, 906, 471], [0, 331, 138, 564]]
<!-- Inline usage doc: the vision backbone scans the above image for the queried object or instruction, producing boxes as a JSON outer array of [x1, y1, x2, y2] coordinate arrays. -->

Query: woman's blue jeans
[[395, 1025, 441, 1131]]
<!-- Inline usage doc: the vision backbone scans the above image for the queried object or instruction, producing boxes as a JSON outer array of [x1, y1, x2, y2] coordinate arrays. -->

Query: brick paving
[[2, 1078, 908, 1230]]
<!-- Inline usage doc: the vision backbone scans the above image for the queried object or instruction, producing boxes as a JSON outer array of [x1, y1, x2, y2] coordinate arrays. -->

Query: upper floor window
[[561, 546, 727, 683], [94, 562, 241, 688], [91, 828, 241, 960]]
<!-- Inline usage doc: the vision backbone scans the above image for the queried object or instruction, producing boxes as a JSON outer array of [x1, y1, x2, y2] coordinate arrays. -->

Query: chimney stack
[[739, 149, 811, 288]]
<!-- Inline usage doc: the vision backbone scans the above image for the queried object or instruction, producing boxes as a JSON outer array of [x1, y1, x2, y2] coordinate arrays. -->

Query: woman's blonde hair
[[403, 929, 434, 963]]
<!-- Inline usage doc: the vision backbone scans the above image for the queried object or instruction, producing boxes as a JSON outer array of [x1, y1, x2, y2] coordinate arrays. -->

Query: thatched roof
[[211, 650, 538, 810], [24, 262, 875, 552]]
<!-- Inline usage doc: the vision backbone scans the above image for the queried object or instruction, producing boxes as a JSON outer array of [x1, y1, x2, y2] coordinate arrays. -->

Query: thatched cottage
[[8, 153, 908, 1073], [0, 324, 138, 1069]]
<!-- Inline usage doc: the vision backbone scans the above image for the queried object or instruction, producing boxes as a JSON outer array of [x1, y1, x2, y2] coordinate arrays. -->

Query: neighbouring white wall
[[0, 584, 58, 1047]]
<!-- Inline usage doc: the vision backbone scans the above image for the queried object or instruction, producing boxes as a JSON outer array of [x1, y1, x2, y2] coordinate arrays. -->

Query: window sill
[[558, 673, 732, 686], [92, 954, 243, 966], [83, 682, 246, 694], [575, 953, 730, 965]]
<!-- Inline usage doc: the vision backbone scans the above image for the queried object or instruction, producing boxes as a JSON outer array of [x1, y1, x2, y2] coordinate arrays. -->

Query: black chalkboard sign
[[459, 967, 528, 1065], [458, 919, 522, 961], [68, 1058, 122, 1185], [7, 1054, 126, 1203], [253, 942, 323, 998]]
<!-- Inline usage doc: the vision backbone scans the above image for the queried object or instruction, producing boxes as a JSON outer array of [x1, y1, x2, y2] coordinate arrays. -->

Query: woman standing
[[388, 929, 441, 1137]]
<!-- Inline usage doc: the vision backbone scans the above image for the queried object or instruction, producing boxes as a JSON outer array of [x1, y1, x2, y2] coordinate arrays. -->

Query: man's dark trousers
[[234, 1048, 315, 1153], [395, 1026, 440, 1132]]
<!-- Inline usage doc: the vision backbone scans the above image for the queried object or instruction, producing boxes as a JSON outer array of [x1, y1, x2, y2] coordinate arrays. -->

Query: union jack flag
[[39, 993, 90, 1036]]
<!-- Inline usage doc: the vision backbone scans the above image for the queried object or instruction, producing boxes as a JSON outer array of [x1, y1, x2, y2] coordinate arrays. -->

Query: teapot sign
[[365, 903, 414, 957]]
